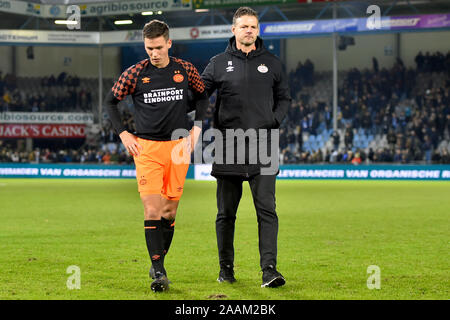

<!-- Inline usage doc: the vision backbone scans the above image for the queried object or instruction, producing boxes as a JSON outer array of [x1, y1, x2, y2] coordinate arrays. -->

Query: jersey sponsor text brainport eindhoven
[[143, 88, 184, 104]]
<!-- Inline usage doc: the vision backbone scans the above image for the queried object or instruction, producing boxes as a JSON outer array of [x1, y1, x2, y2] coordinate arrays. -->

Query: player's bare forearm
[[119, 131, 143, 157]]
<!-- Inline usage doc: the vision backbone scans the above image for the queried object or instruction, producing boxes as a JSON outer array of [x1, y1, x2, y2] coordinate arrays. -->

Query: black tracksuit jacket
[[201, 36, 291, 178]]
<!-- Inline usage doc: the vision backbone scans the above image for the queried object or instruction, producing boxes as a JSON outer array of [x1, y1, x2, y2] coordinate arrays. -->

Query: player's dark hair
[[142, 20, 169, 40], [232, 6, 259, 25]]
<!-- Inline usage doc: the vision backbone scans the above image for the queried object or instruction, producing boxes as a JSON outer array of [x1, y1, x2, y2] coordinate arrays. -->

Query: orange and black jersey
[[105, 57, 208, 141]]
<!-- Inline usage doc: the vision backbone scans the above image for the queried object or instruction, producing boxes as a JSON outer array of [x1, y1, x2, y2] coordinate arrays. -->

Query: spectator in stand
[[422, 135, 433, 164], [279, 128, 287, 152], [323, 105, 332, 130], [79, 89, 89, 111], [401, 149, 410, 164], [344, 125, 354, 149], [415, 51, 424, 72], [342, 150, 352, 163], [351, 152, 361, 165], [287, 102, 300, 125], [57, 72, 67, 86], [110, 150, 119, 163], [287, 129, 297, 153], [439, 149, 450, 164], [11, 152, 19, 162], [3, 90, 11, 106], [296, 125, 303, 152], [72, 74, 80, 87], [341, 104, 352, 127], [301, 116, 309, 133], [304, 59, 314, 86], [331, 130, 340, 151], [102, 152, 111, 164], [372, 57, 379, 73], [393, 149, 402, 163], [4, 73, 17, 91], [387, 129, 396, 150], [361, 109, 372, 132], [87, 150, 97, 163], [48, 74, 56, 87]]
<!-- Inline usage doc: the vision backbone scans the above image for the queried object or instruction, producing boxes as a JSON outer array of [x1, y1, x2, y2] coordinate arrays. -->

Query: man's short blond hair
[[232, 7, 259, 26]]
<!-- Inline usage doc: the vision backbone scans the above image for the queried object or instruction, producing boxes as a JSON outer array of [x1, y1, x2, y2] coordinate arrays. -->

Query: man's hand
[[119, 131, 143, 157]]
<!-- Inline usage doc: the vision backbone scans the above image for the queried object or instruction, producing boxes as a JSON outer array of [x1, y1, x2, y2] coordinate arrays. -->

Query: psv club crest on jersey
[[139, 175, 147, 185], [173, 70, 184, 83]]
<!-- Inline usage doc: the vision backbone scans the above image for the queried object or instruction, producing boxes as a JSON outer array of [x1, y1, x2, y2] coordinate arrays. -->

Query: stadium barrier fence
[[1, 163, 450, 181]]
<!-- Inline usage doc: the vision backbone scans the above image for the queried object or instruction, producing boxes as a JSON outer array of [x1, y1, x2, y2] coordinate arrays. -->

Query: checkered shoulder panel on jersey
[[172, 57, 205, 94], [112, 59, 150, 100]]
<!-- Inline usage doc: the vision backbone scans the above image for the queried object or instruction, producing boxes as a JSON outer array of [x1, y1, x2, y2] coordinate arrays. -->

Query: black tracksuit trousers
[[215, 173, 278, 270]]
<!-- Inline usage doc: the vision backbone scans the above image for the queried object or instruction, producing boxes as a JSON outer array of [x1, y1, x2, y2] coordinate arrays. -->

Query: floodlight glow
[[114, 20, 133, 25], [54, 20, 78, 25]]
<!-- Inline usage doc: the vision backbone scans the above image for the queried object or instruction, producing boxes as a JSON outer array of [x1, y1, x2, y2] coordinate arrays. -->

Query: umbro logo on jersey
[[226, 60, 234, 72], [142, 77, 151, 84]]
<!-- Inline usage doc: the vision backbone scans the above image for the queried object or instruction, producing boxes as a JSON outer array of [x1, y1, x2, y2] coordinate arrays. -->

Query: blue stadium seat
[[311, 142, 318, 151], [302, 141, 310, 151]]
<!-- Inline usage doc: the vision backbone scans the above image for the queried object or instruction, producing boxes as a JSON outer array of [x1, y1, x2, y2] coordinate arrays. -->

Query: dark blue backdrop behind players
[[121, 39, 281, 74]]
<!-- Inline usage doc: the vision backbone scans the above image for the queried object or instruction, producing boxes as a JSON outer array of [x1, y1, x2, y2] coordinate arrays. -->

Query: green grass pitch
[[0, 178, 448, 300]]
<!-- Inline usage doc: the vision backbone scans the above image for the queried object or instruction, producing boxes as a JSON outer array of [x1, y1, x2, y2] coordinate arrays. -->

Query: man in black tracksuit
[[201, 7, 291, 288]]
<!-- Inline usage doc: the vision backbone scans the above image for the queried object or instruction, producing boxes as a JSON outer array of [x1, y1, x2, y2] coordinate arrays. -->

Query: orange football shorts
[[133, 137, 190, 200]]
